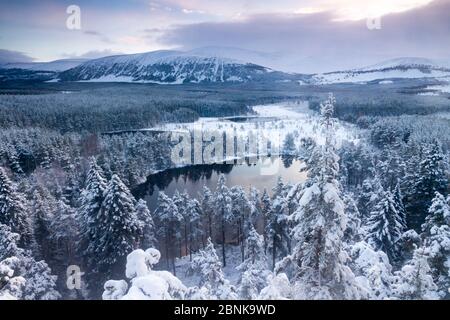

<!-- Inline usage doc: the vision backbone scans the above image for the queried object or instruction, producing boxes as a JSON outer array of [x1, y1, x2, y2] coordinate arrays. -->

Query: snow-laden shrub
[[348, 241, 394, 299], [102, 248, 187, 300], [258, 273, 291, 300]]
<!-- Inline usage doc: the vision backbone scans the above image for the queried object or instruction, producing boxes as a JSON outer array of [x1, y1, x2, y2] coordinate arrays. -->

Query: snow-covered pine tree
[[31, 188, 53, 261], [378, 141, 406, 190], [407, 140, 448, 229], [393, 182, 407, 231], [186, 198, 204, 259], [230, 186, 252, 261], [281, 133, 296, 167], [0, 167, 33, 248], [393, 247, 439, 300], [266, 190, 290, 270], [260, 189, 271, 253], [348, 241, 394, 299], [278, 94, 365, 299], [248, 187, 262, 226], [420, 192, 450, 296], [237, 223, 269, 299], [200, 186, 215, 240], [0, 223, 59, 300], [343, 193, 363, 243], [78, 158, 107, 264], [366, 188, 405, 263], [154, 191, 182, 274], [357, 178, 376, 219], [136, 199, 157, 250], [92, 174, 142, 277], [214, 174, 232, 267], [188, 238, 237, 299], [175, 191, 192, 259], [48, 199, 81, 298]]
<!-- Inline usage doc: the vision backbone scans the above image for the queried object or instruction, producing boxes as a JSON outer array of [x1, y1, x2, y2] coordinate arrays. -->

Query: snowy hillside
[[1, 59, 87, 72], [58, 50, 293, 84], [313, 57, 450, 84]]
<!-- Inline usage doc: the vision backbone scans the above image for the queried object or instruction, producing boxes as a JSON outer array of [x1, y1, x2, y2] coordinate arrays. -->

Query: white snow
[[103, 248, 188, 300], [314, 69, 450, 84], [149, 100, 359, 168], [1, 59, 87, 72]]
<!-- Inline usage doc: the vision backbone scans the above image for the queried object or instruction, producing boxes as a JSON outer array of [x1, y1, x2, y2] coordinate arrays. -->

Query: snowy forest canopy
[[0, 82, 449, 300]]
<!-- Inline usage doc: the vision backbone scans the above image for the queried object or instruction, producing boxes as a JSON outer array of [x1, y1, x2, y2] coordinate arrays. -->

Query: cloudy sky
[[0, 0, 449, 72]]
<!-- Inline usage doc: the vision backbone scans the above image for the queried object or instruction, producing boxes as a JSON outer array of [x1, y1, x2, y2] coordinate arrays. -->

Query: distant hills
[[1, 49, 449, 85]]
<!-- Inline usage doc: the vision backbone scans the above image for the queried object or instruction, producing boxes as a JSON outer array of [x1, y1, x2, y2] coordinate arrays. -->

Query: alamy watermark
[[169, 125, 284, 175], [66, 265, 84, 290], [66, 5, 81, 30], [366, 17, 382, 30]]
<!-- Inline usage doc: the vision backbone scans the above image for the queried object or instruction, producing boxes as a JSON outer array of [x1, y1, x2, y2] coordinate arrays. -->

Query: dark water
[[133, 156, 307, 211]]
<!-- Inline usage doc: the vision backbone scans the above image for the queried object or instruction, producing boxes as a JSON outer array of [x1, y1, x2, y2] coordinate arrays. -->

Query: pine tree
[[0, 167, 33, 248], [188, 238, 237, 299], [393, 247, 439, 300], [278, 94, 365, 299], [136, 199, 157, 250], [78, 157, 107, 267], [237, 224, 269, 299], [0, 223, 59, 300], [186, 198, 204, 259], [200, 186, 215, 240], [349, 241, 394, 299], [343, 193, 362, 243], [248, 187, 262, 225], [407, 140, 448, 229], [266, 191, 290, 270], [260, 189, 271, 253], [281, 133, 296, 167], [230, 186, 252, 261], [393, 182, 407, 230], [378, 141, 406, 190], [175, 191, 191, 259], [92, 175, 142, 277], [420, 192, 450, 296], [154, 192, 182, 275], [31, 188, 53, 261], [366, 188, 405, 263], [214, 174, 232, 267], [48, 200, 80, 297]]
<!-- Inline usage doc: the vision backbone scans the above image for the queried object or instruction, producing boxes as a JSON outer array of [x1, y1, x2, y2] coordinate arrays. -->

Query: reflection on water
[[133, 156, 307, 211]]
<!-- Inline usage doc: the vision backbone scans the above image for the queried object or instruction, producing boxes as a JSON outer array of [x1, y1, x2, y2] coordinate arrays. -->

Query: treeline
[[0, 83, 308, 133], [308, 89, 450, 123]]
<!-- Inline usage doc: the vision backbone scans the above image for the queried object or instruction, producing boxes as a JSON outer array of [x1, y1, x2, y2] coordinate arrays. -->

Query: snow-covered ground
[[150, 101, 359, 159], [426, 83, 450, 94]]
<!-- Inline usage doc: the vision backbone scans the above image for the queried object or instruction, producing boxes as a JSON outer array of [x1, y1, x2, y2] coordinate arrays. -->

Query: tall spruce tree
[[214, 174, 232, 267], [79, 158, 107, 265], [154, 192, 182, 274], [407, 140, 448, 229], [278, 94, 365, 299], [0, 167, 33, 248], [420, 192, 450, 296], [92, 175, 142, 278], [136, 199, 157, 250]]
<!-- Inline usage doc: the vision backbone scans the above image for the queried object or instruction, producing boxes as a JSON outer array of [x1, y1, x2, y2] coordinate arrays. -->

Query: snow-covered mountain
[[1, 58, 88, 72], [312, 57, 450, 84], [58, 50, 294, 84]]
